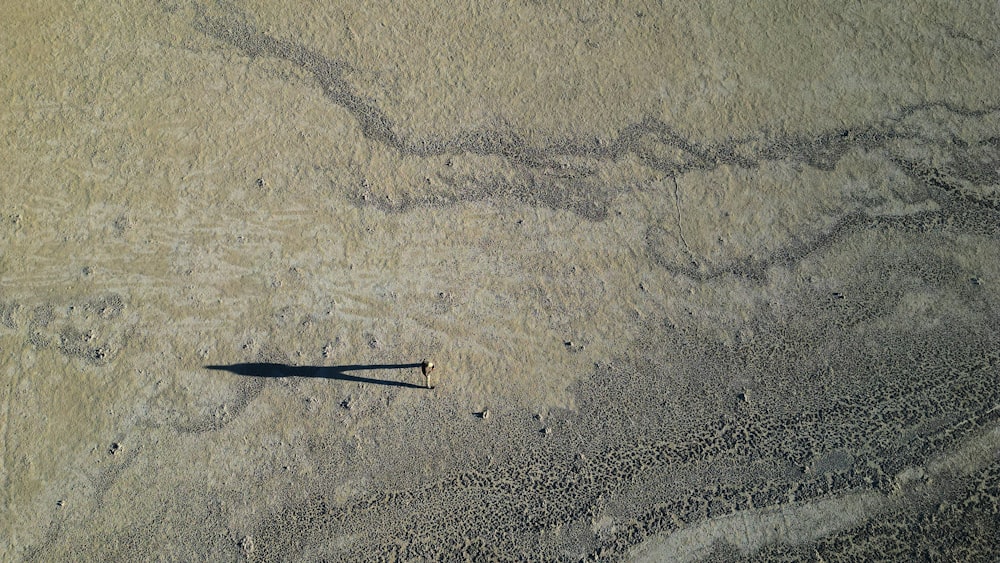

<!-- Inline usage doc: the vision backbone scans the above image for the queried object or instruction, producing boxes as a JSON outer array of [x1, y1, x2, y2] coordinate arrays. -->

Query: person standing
[[420, 359, 435, 389]]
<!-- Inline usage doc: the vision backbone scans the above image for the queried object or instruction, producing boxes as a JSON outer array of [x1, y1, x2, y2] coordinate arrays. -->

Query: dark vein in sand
[[189, 4, 1000, 282], [192, 7, 999, 183]]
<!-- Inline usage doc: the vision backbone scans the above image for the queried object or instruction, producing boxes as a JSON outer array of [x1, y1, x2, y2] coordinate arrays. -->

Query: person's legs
[[420, 360, 435, 389]]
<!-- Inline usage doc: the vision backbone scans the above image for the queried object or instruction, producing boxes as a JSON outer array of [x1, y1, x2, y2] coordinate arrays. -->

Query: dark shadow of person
[[205, 362, 427, 388]]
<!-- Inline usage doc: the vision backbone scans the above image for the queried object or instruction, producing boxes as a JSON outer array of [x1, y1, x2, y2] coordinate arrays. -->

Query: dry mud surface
[[2, 1, 1000, 561]]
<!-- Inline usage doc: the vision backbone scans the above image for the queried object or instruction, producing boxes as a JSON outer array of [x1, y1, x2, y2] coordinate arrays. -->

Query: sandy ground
[[2, 1, 999, 560]]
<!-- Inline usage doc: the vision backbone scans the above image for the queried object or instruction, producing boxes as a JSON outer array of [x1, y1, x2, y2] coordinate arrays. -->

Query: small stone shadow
[[206, 362, 427, 388]]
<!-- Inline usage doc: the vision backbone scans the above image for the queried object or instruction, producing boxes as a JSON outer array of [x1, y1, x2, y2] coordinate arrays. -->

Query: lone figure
[[421, 359, 435, 389]]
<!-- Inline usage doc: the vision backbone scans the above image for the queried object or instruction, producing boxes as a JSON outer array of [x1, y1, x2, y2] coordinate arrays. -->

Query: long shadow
[[206, 362, 427, 389]]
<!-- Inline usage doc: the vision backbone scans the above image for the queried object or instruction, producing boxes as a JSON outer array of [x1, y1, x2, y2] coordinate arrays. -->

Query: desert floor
[[2, 1, 1000, 560]]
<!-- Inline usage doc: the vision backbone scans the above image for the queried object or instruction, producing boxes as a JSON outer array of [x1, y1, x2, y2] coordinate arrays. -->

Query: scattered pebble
[[240, 535, 255, 555]]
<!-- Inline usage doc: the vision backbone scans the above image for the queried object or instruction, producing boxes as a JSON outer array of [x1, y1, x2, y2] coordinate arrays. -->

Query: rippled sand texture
[[2, 1, 999, 560]]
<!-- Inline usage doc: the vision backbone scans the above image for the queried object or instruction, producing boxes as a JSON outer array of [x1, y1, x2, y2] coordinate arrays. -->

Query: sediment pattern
[[194, 4, 1000, 225], [5, 1, 999, 561], [178, 9, 1000, 559]]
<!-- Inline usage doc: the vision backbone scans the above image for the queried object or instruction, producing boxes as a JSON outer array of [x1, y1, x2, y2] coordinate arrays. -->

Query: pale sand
[[1, 1, 999, 560]]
